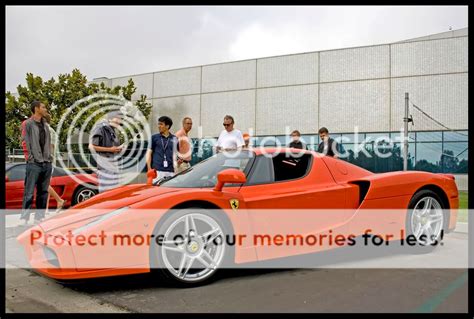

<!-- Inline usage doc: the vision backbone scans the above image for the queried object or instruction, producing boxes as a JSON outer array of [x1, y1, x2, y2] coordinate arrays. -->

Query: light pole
[[403, 93, 410, 171]]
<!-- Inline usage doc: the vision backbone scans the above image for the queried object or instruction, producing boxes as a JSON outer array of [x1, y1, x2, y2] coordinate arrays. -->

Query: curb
[[454, 222, 468, 234], [6, 267, 130, 313]]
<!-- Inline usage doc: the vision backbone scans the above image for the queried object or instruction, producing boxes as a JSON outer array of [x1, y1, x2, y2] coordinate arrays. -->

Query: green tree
[[456, 158, 468, 173], [414, 159, 440, 173], [440, 150, 459, 173], [5, 69, 152, 152]]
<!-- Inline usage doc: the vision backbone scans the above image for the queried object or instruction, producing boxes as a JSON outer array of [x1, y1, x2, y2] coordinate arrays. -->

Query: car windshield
[[160, 151, 254, 188]]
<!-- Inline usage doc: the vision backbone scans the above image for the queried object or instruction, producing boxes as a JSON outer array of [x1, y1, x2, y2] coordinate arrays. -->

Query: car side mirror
[[214, 169, 247, 192], [5, 175, 9, 183]]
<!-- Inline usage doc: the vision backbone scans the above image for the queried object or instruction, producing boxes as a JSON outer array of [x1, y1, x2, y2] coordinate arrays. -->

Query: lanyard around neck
[[161, 135, 170, 152]]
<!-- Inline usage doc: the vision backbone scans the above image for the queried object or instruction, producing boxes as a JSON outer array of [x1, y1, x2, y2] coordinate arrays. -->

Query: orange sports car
[[17, 148, 459, 287]]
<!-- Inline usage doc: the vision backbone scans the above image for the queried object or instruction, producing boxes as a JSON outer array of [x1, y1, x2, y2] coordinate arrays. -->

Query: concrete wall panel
[[202, 60, 256, 93], [320, 79, 390, 132], [256, 85, 318, 136], [257, 53, 319, 87], [320, 45, 390, 82], [153, 67, 201, 98], [201, 90, 255, 137]]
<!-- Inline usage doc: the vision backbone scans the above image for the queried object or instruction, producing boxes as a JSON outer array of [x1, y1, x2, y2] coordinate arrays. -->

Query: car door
[[238, 152, 350, 260], [6, 164, 27, 209]]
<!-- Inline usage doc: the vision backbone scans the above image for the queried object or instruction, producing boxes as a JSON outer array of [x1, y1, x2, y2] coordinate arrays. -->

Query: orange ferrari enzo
[[17, 148, 459, 287]]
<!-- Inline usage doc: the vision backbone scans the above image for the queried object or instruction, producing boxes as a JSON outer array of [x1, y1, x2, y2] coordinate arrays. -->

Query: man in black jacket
[[288, 130, 306, 149], [317, 127, 340, 158]]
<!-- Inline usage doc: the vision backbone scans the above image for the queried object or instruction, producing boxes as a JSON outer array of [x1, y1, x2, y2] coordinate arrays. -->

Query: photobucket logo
[[190, 125, 404, 160], [336, 126, 399, 159], [55, 93, 151, 191]]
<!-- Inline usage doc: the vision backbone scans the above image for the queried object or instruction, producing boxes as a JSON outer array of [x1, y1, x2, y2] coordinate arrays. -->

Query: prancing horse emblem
[[229, 199, 239, 210]]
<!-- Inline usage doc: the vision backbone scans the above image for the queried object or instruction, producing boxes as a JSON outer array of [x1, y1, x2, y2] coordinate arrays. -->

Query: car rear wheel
[[72, 186, 97, 206], [405, 190, 446, 253], [151, 208, 233, 287]]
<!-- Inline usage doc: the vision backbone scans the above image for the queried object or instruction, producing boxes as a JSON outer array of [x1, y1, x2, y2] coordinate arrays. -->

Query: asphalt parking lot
[[6, 266, 468, 313], [5, 220, 468, 313]]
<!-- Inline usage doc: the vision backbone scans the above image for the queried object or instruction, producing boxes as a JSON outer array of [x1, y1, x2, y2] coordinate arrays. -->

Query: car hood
[[39, 184, 180, 232]]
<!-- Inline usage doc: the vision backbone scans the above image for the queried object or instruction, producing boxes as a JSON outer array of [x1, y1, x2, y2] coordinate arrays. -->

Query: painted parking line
[[414, 271, 468, 313]]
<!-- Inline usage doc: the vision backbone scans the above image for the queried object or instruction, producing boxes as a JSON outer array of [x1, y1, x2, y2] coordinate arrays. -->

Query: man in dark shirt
[[89, 111, 123, 193], [20, 101, 52, 225], [288, 130, 306, 149], [317, 127, 340, 158], [37, 120, 45, 150], [146, 116, 179, 184]]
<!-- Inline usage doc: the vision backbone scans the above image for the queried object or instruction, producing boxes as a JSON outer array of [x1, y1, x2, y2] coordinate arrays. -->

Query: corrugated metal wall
[[98, 35, 467, 138]]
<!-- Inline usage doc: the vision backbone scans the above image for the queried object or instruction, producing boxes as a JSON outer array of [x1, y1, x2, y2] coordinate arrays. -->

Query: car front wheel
[[151, 208, 232, 287]]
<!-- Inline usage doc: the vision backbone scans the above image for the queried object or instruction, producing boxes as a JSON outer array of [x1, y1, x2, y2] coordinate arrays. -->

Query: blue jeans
[[21, 162, 52, 221]]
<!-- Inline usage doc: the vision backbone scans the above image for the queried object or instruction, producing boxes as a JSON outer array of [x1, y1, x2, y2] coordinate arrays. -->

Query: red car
[[5, 163, 98, 209], [17, 149, 459, 287]]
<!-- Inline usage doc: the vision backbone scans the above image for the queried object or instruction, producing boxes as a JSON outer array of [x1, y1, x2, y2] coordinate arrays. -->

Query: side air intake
[[348, 181, 371, 206]]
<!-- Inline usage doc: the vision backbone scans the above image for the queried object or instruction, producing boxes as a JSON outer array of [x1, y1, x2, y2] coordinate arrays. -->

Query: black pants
[[20, 162, 52, 221]]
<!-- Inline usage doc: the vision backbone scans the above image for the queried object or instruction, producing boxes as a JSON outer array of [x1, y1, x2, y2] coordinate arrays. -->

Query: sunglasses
[[223, 123, 232, 127]]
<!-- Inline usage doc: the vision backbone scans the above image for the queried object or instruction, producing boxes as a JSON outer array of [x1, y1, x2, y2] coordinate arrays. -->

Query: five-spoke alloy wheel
[[151, 208, 232, 287], [406, 190, 447, 253], [72, 186, 97, 206]]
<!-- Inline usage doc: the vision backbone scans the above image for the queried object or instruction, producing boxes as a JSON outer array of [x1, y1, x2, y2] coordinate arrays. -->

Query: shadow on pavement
[[55, 238, 434, 293]]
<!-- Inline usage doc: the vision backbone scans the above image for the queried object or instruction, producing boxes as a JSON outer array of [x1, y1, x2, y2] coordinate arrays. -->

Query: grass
[[457, 191, 468, 223]]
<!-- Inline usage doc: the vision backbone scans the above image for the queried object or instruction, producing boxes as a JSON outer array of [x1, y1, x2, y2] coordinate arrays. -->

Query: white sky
[[6, 5, 468, 92]]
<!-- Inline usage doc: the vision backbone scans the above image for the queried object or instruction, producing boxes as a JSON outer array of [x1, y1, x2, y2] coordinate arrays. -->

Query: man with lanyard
[[146, 116, 179, 184], [89, 111, 123, 193]]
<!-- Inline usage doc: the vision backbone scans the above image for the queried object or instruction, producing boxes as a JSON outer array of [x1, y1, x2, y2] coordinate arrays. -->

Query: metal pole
[[403, 92, 409, 171]]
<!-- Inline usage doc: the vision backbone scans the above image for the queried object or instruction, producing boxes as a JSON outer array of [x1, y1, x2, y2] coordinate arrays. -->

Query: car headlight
[[72, 207, 129, 236], [42, 245, 60, 267]]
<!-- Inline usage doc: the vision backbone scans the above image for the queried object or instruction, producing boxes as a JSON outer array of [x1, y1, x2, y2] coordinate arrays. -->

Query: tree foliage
[[5, 69, 152, 152]]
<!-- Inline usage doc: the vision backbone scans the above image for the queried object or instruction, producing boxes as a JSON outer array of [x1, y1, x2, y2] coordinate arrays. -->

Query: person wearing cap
[[89, 111, 123, 193], [174, 117, 193, 173]]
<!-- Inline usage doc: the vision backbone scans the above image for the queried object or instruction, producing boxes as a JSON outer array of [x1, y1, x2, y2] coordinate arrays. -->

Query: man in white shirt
[[216, 115, 245, 153]]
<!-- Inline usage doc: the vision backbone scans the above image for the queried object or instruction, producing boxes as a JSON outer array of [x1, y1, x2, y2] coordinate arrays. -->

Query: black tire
[[72, 186, 98, 206], [150, 208, 234, 288], [404, 189, 447, 254]]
